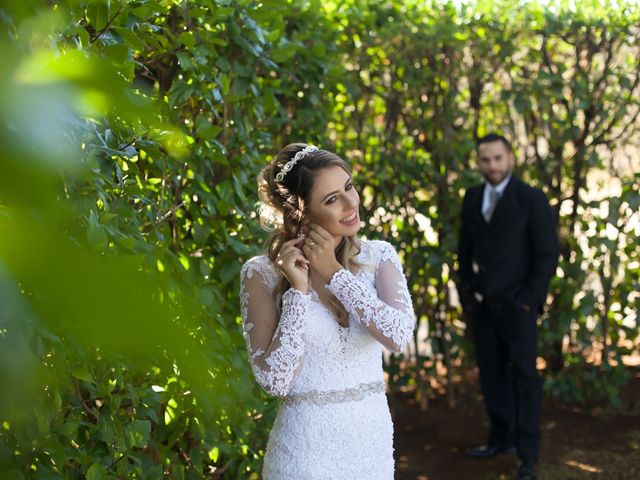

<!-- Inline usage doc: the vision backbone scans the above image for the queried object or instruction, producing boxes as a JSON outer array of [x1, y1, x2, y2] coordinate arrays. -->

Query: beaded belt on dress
[[281, 381, 386, 407]]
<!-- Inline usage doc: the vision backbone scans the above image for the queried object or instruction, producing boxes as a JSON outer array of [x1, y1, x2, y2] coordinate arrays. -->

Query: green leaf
[[87, 1, 109, 32], [86, 464, 108, 480], [178, 31, 196, 48], [231, 35, 262, 57], [72, 367, 95, 383], [126, 420, 151, 448]]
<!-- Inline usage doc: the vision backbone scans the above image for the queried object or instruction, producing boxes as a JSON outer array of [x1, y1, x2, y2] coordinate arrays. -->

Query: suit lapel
[[488, 176, 518, 225], [471, 184, 487, 228]]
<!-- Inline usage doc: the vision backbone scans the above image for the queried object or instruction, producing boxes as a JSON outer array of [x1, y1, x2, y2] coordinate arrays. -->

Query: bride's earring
[[297, 215, 307, 238]]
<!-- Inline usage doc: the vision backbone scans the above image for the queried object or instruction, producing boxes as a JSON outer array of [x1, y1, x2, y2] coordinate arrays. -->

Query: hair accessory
[[275, 145, 318, 182]]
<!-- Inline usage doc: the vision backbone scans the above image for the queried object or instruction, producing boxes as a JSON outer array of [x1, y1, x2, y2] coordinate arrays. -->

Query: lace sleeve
[[240, 257, 310, 396], [325, 241, 415, 352]]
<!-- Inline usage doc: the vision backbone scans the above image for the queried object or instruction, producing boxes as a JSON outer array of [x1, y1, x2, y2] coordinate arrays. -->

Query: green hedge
[[1, 0, 638, 478]]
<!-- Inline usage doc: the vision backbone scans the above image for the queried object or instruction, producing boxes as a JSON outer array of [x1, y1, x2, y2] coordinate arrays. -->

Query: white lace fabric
[[240, 258, 310, 396], [325, 241, 414, 352], [239, 239, 415, 480]]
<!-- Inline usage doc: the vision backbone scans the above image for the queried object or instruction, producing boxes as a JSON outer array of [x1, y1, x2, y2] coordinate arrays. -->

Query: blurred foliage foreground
[[1, 0, 639, 478]]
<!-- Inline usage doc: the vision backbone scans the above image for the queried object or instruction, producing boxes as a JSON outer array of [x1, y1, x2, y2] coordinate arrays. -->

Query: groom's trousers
[[472, 301, 542, 466]]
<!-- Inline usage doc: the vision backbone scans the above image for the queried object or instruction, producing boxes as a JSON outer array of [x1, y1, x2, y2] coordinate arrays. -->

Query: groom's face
[[477, 141, 514, 186]]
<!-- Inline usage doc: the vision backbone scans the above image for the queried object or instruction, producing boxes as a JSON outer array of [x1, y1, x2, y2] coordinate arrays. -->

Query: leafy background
[[0, 0, 638, 478]]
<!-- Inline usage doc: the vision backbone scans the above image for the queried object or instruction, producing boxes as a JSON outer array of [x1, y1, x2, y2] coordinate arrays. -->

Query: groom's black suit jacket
[[457, 176, 558, 318]]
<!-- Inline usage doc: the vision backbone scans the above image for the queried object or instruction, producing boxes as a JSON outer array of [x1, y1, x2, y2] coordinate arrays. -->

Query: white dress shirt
[[482, 174, 512, 221]]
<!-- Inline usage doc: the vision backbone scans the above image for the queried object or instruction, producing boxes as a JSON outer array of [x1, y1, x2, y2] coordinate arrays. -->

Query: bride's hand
[[276, 237, 310, 293], [302, 223, 343, 283]]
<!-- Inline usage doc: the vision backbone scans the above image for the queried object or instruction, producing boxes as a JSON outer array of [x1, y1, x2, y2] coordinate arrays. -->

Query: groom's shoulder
[[512, 177, 546, 201], [461, 182, 483, 205], [465, 182, 484, 195]]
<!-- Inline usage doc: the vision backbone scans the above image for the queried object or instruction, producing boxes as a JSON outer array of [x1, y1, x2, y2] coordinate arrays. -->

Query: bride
[[240, 143, 415, 479]]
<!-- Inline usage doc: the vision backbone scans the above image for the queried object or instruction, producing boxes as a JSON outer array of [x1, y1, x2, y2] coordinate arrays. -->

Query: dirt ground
[[393, 367, 640, 480]]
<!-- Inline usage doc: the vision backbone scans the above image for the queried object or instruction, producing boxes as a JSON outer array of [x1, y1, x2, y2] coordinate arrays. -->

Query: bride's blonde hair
[[257, 143, 366, 322]]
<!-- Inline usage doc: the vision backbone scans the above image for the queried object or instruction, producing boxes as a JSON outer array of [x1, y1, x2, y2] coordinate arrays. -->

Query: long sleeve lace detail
[[325, 241, 415, 352], [247, 243, 398, 479], [240, 256, 310, 396]]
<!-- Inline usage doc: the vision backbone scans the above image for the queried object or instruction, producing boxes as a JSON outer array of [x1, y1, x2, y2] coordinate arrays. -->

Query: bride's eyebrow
[[321, 178, 352, 202]]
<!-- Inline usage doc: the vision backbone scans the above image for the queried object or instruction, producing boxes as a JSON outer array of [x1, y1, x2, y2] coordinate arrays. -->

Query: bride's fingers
[[280, 239, 306, 257], [308, 223, 331, 241], [306, 227, 324, 240], [282, 237, 306, 248], [279, 247, 308, 267], [302, 243, 318, 259], [292, 252, 310, 269], [280, 250, 306, 265], [280, 240, 305, 254], [305, 229, 325, 247], [276, 248, 295, 265]]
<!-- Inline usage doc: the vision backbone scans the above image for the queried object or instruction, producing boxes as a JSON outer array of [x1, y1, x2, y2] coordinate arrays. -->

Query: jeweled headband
[[274, 145, 318, 182]]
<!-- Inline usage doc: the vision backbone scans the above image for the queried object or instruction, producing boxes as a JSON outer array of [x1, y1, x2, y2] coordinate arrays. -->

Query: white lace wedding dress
[[240, 239, 415, 480]]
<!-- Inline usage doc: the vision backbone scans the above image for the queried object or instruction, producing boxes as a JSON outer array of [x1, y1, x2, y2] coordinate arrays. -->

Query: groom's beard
[[483, 168, 512, 186]]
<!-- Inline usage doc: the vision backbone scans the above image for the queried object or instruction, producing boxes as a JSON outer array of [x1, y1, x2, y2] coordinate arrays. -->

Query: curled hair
[[257, 143, 368, 322]]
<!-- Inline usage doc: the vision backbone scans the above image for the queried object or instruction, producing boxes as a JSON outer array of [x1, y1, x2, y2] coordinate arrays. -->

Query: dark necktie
[[485, 189, 500, 222]]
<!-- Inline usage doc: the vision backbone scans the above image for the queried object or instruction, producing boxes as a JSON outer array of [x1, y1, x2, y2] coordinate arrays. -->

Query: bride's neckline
[[307, 287, 350, 330]]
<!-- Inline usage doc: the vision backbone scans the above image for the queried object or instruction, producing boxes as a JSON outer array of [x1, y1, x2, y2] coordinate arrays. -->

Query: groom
[[456, 134, 558, 480]]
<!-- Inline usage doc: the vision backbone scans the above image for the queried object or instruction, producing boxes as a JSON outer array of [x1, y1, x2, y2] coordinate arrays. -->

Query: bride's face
[[305, 165, 360, 238]]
